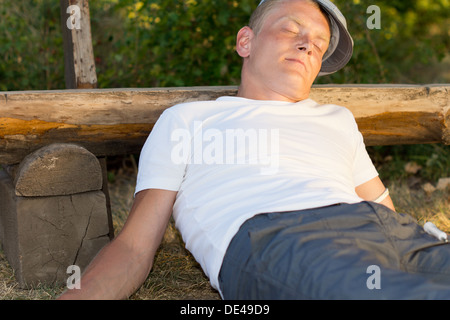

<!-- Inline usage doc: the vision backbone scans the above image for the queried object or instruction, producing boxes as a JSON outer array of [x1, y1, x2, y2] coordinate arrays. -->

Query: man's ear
[[236, 26, 254, 58]]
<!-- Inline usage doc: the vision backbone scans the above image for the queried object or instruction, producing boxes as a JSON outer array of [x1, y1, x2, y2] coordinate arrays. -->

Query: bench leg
[[0, 143, 113, 288]]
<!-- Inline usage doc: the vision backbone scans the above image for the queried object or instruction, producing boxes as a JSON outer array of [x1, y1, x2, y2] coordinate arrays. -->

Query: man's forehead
[[264, 2, 331, 40]]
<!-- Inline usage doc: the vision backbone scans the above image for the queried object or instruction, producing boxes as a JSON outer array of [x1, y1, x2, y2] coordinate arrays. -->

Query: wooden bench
[[1, 84, 448, 167]]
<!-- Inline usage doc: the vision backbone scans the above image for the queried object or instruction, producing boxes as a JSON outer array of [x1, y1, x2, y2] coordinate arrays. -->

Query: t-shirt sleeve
[[134, 109, 189, 196], [351, 117, 379, 187]]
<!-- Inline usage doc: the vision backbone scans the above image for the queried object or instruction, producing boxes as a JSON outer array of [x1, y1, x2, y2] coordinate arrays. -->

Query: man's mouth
[[285, 58, 307, 71]]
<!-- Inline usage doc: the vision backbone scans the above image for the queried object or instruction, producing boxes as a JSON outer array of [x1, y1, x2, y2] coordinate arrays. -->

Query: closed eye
[[283, 28, 298, 35]]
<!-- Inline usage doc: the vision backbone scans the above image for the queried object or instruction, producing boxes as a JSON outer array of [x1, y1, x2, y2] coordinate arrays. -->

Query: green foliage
[[369, 144, 450, 183], [91, 0, 257, 88], [0, 0, 448, 89], [0, 0, 64, 91], [317, 0, 450, 84]]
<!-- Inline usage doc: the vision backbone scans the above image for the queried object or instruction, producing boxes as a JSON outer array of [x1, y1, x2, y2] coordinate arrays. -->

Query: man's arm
[[58, 188, 177, 300], [355, 176, 396, 212]]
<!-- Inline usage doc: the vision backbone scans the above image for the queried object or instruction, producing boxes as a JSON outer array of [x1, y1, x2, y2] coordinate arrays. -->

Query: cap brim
[[318, 9, 354, 76]]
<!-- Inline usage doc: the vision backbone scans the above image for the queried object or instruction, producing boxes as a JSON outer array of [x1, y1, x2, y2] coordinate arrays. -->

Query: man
[[59, 0, 450, 300]]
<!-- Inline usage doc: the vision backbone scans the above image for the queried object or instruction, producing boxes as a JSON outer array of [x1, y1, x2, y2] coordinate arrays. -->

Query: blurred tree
[[91, 0, 256, 88], [318, 0, 450, 84], [1, 0, 448, 90], [0, 0, 64, 91]]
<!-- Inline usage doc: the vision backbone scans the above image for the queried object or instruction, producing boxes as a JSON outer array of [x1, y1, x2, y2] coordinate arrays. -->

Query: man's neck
[[236, 83, 310, 103]]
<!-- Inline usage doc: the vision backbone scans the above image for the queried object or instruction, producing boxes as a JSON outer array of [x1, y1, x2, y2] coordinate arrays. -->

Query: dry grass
[[0, 155, 449, 300], [0, 252, 63, 300], [106, 156, 221, 300], [389, 182, 450, 233]]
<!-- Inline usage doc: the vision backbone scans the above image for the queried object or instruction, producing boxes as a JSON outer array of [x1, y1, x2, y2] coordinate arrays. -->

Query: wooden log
[[13, 143, 103, 197], [59, 0, 115, 244], [60, 0, 97, 89], [0, 85, 448, 165], [309, 84, 449, 147]]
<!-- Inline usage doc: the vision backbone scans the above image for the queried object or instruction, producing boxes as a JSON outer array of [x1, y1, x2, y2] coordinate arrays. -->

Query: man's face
[[239, 0, 331, 102]]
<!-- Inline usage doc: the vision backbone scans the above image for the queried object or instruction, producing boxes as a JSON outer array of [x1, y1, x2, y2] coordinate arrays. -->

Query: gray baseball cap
[[258, 0, 353, 76]]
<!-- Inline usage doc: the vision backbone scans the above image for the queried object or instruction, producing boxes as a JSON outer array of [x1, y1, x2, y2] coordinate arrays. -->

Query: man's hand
[[58, 188, 177, 300]]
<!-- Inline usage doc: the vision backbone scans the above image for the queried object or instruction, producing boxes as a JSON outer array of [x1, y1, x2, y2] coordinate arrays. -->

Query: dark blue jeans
[[218, 202, 450, 299]]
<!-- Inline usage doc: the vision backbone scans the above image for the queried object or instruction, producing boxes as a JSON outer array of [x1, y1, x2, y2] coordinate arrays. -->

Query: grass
[[0, 146, 449, 300]]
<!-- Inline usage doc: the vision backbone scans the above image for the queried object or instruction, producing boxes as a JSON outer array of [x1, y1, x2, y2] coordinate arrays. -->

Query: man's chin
[[278, 79, 313, 101], [275, 88, 311, 102]]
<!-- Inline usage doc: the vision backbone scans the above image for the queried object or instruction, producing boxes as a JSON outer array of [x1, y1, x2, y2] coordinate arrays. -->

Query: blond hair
[[249, 0, 330, 35]]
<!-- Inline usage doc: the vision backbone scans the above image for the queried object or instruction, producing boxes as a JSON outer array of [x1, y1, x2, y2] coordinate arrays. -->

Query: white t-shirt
[[135, 96, 379, 295]]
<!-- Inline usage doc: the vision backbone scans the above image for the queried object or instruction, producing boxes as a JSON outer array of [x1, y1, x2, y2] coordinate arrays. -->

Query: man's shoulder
[[308, 99, 355, 118], [169, 97, 231, 111], [163, 96, 240, 121]]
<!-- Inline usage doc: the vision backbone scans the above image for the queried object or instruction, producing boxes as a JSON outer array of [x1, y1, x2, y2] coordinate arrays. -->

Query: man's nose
[[297, 37, 313, 55]]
